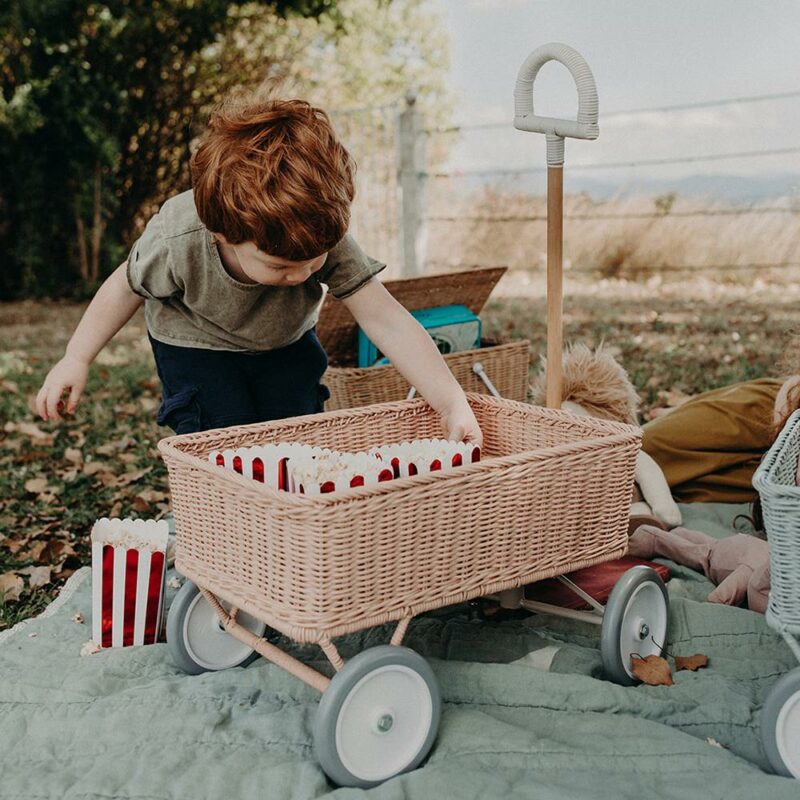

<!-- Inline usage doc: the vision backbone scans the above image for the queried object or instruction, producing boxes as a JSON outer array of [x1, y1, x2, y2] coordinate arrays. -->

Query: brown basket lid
[[317, 266, 508, 367]]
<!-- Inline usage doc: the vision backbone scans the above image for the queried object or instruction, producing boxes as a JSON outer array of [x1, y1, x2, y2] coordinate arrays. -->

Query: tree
[[0, 0, 338, 299]]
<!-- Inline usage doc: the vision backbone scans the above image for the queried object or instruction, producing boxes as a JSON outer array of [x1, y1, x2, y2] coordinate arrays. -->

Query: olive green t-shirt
[[126, 190, 386, 352]]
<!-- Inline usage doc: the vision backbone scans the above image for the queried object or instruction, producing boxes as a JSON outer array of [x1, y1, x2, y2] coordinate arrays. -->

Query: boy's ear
[[211, 232, 227, 245]]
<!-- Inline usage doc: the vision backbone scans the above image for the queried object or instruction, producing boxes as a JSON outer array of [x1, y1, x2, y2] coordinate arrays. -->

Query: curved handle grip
[[514, 43, 599, 164]]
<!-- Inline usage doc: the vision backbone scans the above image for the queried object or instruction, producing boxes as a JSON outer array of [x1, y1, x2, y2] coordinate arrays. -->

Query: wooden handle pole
[[546, 165, 564, 408]]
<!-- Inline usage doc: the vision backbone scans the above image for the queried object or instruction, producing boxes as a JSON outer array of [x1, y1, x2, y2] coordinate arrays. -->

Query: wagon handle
[[514, 43, 599, 408], [514, 42, 599, 166]]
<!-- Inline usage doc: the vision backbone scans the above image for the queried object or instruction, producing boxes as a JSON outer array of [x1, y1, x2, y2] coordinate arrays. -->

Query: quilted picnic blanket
[[1, 502, 798, 799]]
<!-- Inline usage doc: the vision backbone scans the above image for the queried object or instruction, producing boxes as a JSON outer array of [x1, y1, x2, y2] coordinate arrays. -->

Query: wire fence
[[332, 89, 800, 280]]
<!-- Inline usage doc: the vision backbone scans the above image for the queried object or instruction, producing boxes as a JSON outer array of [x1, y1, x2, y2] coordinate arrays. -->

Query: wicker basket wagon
[[752, 408, 800, 779], [159, 393, 640, 644]]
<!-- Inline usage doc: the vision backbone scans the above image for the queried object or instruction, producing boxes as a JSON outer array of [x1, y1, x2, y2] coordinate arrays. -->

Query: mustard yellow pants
[[641, 378, 784, 503]]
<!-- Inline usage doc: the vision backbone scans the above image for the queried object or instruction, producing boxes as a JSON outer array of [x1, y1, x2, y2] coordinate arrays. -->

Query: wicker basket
[[316, 266, 531, 409], [159, 393, 640, 643], [323, 339, 530, 409], [753, 408, 800, 636]]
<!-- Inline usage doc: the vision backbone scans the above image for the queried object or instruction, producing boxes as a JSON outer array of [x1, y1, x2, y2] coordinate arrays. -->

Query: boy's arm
[[36, 262, 144, 421], [341, 279, 483, 445]]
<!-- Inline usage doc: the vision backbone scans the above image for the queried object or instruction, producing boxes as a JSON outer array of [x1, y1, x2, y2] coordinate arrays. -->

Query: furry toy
[[629, 523, 770, 613], [531, 343, 682, 527]]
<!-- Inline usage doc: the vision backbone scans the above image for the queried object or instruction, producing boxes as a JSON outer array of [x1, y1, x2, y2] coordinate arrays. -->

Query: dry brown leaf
[[24, 477, 50, 494], [675, 653, 709, 672], [0, 573, 24, 602], [94, 442, 117, 456], [631, 654, 674, 686], [63, 447, 83, 465], [131, 496, 150, 513], [114, 467, 153, 487], [83, 462, 110, 476], [2, 537, 25, 555], [1, 379, 19, 394], [19, 565, 51, 588], [15, 422, 56, 444]]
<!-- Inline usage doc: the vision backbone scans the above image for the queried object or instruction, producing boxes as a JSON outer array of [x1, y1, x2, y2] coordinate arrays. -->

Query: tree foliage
[[0, 0, 337, 299]]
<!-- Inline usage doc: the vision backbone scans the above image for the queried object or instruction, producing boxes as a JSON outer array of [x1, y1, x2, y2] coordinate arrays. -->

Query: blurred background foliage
[[0, 0, 450, 299]]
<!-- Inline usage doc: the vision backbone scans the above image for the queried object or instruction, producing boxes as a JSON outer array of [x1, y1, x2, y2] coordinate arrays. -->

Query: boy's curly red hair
[[191, 96, 356, 260]]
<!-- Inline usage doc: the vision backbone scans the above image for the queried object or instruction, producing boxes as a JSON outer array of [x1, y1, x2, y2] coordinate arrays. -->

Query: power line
[[427, 206, 799, 223], [421, 145, 800, 178], [424, 89, 800, 135]]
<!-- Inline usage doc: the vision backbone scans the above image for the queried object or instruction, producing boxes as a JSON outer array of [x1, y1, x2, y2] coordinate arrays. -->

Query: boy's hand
[[36, 355, 90, 421], [441, 401, 483, 447]]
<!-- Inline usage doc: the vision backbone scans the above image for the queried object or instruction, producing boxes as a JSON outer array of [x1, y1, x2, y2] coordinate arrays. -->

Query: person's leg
[[149, 336, 259, 433], [641, 378, 782, 503], [244, 327, 331, 420]]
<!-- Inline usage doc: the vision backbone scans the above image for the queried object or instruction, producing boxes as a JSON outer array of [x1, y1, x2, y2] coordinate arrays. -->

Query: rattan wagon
[[159, 44, 672, 789], [753, 408, 800, 780]]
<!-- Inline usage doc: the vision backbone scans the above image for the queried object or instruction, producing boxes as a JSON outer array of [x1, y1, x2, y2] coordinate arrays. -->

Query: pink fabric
[[628, 525, 770, 613]]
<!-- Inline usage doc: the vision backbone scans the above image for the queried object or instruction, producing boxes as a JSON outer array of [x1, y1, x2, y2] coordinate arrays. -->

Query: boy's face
[[214, 235, 327, 286]]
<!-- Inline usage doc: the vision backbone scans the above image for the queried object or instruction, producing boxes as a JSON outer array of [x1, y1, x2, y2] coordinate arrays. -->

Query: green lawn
[[1, 274, 795, 628]]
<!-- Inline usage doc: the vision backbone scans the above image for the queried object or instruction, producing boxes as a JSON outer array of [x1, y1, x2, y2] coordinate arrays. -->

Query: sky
[[435, 0, 800, 188]]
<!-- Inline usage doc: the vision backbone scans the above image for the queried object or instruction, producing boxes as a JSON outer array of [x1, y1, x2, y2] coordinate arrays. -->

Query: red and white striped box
[[370, 439, 481, 478], [91, 518, 169, 648], [209, 443, 324, 490]]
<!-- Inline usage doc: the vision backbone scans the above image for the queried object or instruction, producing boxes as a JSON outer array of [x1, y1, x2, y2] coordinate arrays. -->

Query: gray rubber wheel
[[601, 565, 669, 686], [167, 580, 266, 675], [761, 667, 800, 778], [314, 645, 441, 788]]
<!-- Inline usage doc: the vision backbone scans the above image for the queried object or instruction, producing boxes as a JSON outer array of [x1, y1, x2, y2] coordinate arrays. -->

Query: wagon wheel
[[167, 580, 267, 675], [600, 566, 669, 686], [761, 667, 800, 778], [314, 645, 441, 788]]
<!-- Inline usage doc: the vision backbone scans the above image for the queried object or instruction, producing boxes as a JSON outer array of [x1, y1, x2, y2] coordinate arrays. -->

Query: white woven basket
[[753, 409, 800, 636]]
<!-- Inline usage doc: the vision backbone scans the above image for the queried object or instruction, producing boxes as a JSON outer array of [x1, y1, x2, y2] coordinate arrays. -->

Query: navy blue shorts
[[149, 329, 331, 434]]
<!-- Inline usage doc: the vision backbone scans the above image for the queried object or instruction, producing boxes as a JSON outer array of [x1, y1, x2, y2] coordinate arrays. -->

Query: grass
[[1, 270, 796, 628]]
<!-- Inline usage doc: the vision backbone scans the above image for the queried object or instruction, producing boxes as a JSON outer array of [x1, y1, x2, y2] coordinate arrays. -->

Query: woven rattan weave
[[753, 409, 800, 637], [159, 393, 640, 643]]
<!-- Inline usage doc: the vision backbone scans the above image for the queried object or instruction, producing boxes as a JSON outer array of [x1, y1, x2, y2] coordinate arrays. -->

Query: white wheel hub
[[776, 689, 800, 778], [619, 582, 667, 679], [335, 665, 433, 782], [182, 594, 264, 671]]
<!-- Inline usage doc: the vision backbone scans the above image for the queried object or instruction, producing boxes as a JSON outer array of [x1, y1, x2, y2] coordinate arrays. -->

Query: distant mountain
[[564, 172, 800, 202]]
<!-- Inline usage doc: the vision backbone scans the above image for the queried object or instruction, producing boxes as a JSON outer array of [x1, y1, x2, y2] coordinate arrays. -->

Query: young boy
[[36, 96, 482, 446]]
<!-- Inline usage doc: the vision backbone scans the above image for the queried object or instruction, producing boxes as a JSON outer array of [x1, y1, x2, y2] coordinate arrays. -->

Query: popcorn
[[90, 518, 169, 648], [286, 450, 394, 495], [370, 438, 481, 478], [210, 438, 480, 494]]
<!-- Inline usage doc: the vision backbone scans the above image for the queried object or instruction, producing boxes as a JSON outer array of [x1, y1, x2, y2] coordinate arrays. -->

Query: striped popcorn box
[[90, 518, 169, 648], [287, 451, 394, 495], [370, 439, 481, 478], [209, 443, 328, 490]]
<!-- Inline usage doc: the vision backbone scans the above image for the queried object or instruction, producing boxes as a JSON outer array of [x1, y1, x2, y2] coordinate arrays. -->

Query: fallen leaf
[[0, 573, 24, 602], [63, 447, 83, 466], [83, 462, 111, 476], [24, 477, 50, 494], [631, 654, 673, 686], [19, 565, 52, 588], [72, 612, 84, 624], [675, 653, 709, 672], [1, 379, 19, 394]]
